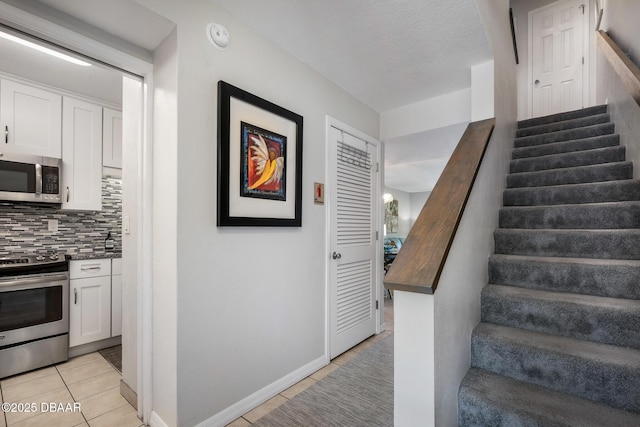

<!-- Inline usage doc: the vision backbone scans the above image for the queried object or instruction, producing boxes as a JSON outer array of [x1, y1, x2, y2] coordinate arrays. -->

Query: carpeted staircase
[[458, 105, 640, 426]]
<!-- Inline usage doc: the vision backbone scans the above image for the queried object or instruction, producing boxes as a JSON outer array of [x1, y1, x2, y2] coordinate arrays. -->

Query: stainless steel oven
[[0, 254, 69, 378]]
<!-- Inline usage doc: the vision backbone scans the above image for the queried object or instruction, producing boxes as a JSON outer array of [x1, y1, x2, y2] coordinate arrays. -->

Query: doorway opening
[[0, 15, 153, 423]]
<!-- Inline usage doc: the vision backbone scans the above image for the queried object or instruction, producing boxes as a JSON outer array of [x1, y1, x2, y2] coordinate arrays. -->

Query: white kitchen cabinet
[[0, 79, 62, 157], [111, 258, 122, 337], [102, 108, 122, 169], [69, 259, 112, 347], [62, 97, 102, 211]]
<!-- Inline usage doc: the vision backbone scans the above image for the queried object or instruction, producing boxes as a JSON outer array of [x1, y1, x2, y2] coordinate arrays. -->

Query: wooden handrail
[[383, 118, 495, 295], [597, 30, 640, 106]]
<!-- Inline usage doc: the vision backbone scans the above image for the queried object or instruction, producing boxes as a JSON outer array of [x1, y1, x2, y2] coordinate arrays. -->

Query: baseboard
[[68, 335, 122, 358], [195, 355, 328, 427], [149, 411, 169, 427], [120, 379, 137, 410]]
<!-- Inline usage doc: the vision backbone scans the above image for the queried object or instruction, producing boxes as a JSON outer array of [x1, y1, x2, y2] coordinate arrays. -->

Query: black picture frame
[[217, 81, 303, 226]]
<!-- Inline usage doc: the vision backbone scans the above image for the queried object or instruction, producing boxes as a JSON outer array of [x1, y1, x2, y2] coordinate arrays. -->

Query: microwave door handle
[[35, 164, 42, 195]]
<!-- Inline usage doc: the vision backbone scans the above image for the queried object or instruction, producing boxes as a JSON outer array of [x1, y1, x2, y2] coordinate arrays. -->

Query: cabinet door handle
[[74, 288, 77, 304], [66, 186, 70, 203], [4, 126, 7, 144]]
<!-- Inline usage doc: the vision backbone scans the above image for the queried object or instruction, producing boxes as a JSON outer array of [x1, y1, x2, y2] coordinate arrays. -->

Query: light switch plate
[[47, 219, 58, 232], [123, 216, 131, 234]]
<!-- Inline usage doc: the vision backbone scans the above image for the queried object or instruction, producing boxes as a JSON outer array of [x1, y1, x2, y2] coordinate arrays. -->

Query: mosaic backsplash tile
[[0, 177, 122, 258]]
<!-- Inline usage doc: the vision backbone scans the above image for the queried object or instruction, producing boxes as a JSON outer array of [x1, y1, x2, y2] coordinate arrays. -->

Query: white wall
[[150, 28, 178, 426], [120, 75, 141, 399], [380, 88, 472, 140], [596, 0, 640, 178], [136, 1, 379, 426], [471, 60, 495, 121], [409, 192, 431, 228], [393, 0, 517, 425]]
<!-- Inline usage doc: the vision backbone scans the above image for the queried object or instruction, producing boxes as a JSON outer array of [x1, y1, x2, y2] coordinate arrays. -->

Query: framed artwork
[[385, 200, 399, 233], [217, 81, 303, 226]]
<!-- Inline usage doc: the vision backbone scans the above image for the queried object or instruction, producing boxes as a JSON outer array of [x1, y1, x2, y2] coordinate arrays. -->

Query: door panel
[[531, 0, 584, 117], [329, 125, 379, 359]]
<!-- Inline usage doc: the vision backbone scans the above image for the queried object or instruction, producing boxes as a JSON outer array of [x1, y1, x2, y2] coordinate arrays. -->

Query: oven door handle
[[0, 274, 69, 289]]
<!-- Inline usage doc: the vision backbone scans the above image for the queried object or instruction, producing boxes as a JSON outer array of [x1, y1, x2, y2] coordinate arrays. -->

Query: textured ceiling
[[1, 0, 492, 193], [213, 0, 492, 113]]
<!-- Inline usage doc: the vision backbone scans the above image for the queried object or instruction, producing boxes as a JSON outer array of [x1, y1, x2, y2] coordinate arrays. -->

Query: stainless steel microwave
[[0, 153, 62, 204]]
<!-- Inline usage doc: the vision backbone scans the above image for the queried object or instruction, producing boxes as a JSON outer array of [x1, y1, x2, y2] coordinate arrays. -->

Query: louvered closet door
[[329, 125, 378, 359]]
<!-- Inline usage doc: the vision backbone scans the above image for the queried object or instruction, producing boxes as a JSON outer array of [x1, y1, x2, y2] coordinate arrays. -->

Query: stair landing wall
[[596, 0, 640, 178]]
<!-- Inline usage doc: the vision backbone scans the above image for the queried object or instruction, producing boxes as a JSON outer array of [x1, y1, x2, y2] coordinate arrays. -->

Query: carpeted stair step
[[494, 228, 640, 259], [481, 285, 640, 348], [517, 105, 608, 129], [514, 122, 615, 148], [515, 113, 611, 138], [512, 134, 620, 160], [498, 201, 640, 229], [458, 368, 640, 426], [470, 323, 640, 412], [488, 254, 640, 300], [509, 145, 625, 173], [506, 161, 632, 188], [503, 179, 640, 206]]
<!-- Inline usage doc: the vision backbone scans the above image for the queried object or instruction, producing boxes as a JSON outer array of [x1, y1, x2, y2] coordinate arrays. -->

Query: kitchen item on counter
[[0, 153, 62, 204], [0, 253, 69, 378], [105, 231, 115, 251]]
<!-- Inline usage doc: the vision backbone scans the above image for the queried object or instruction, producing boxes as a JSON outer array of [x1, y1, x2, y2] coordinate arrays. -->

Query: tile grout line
[[1, 382, 6, 427], [56, 364, 89, 426]]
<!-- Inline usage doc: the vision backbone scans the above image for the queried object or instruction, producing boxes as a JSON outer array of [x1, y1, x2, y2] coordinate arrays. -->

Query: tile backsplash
[[0, 177, 122, 257]]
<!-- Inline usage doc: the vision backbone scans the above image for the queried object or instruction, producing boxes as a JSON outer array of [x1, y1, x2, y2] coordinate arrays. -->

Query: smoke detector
[[207, 23, 229, 50]]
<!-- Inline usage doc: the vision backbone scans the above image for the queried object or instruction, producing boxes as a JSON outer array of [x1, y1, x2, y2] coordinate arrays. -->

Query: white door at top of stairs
[[328, 122, 380, 359], [529, 0, 588, 117]]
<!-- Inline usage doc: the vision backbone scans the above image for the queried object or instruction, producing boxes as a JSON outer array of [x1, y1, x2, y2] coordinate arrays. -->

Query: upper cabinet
[[103, 108, 122, 169], [62, 97, 103, 211], [0, 79, 62, 158], [0, 75, 121, 211]]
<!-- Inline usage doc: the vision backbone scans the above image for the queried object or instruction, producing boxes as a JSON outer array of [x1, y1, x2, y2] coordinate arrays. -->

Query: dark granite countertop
[[66, 251, 122, 260]]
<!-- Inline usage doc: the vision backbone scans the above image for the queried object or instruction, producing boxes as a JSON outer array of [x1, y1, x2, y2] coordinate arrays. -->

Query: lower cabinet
[[69, 258, 122, 347]]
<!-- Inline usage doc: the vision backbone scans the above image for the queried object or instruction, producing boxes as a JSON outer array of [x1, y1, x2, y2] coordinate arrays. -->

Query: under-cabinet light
[[0, 30, 91, 67]]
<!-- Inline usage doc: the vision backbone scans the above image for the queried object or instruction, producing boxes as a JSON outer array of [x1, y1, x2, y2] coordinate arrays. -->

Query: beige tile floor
[[0, 351, 140, 427], [226, 295, 394, 426]]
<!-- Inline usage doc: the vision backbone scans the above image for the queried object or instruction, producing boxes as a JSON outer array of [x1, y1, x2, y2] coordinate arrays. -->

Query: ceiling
[[35, 0, 174, 52], [213, 0, 492, 114], [0, 34, 123, 105], [212, 0, 492, 193], [0, 0, 492, 194]]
